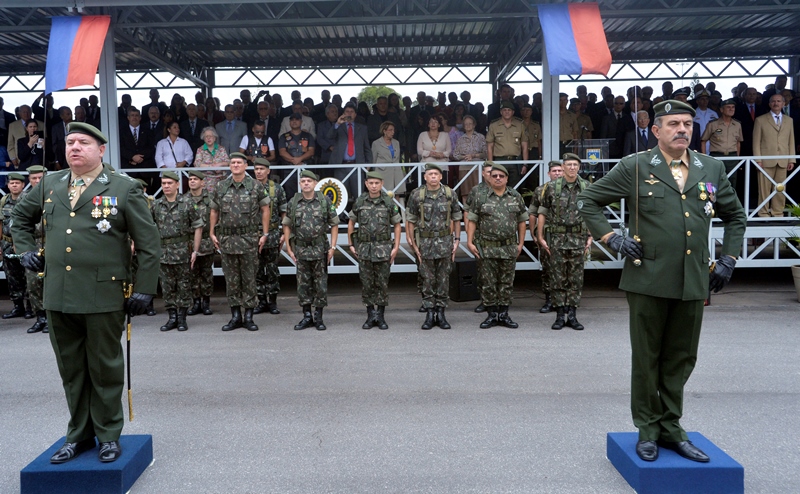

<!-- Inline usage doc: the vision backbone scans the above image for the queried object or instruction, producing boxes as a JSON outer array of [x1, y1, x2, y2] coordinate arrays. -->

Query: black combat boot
[[3, 299, 25, 319], [243, 308, 258, 331], [222, 306, 243, 331], [436, 307, 451, 329], [176, 308, 189, 331], [146, 299, 156, 316], [253, 296, 268, 314], [267, 293, 280, 314], [480, 306, 498, 328], [419, 304, 426, 313], [362, 305, 375, 329], [24, 299, 34, 319], [294, 305, 314, 330], [421, 309, 436, 330], [497, 306, 519, 328], [539, 294, 553, 313], [27, 310, 48, 334], [187, 298, 202, 316], [551, 307, 566, 330], [313, 307, 327, 331], [160, 309, 178, 332], [474, 302, 486, 313], [201, 296, 213, 315], [566, 306, 584, 331], [375, 306, 389, 330]]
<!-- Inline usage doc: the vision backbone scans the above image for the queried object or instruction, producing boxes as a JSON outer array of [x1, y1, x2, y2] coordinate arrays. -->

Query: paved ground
[[1, 269, 799, 493]]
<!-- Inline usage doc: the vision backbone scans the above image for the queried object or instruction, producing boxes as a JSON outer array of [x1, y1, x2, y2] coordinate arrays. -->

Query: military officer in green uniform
[[466, 163, 527, 329], [209, 152, 271, 332], [463, 161, 494, 313], [12, 122, 160, 464], [406, 163, 461, 330], [151, 171, 203, 332], [577, 100, 746, 463], [347, 171, 402, 329], [184, 169, 215, 316], [528, 161, 563, 313], [283, 170, 339, 331], [2, 172, 30, 319], [486, 101, 529, 187], [23, 166, 49, 333], [252, 157, 287, 315], [537, 153, 592, 331]]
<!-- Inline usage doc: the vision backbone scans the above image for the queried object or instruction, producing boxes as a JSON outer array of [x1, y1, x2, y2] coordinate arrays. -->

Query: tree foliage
[[357, 85, 400, 110]]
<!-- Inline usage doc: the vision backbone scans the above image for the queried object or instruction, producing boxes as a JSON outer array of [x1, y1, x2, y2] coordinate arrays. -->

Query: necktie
[[190, 120, 195, 135], [151, 122, 155, 130], [641, 129, 647, 143], [775, 114, 781, 126], [617, 113, 621, 120], [749, 105, 755, 120], [669, 160, 686, 192], [347, 123, 354, 156], [133, 128, 138, 144], [227, 121, 233, 132]]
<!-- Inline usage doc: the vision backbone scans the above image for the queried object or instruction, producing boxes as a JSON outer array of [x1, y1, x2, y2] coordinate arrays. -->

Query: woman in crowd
[[356, 101, 371, 125], [438, 113, 463, 187], [417, 114, 451, 164], [170, 93, 186, 123], [372, 121, 405, 202], [451, 102, 467, 131], [452, 115, 487, 201], [155, 121, 193, 170], [161, 109, 176, 139], [205, 97, 225, 125], [194, 126, 229, 193], [16, 120, 44, 171]]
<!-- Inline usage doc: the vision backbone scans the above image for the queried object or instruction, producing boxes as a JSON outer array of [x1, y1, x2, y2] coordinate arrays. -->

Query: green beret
[[491, 163, 508, 176], [135, 178, 148, 189], [548, 160, 563, 170], [653, 99, 696, 118], [482, 160, 496, 169], [253, 157, 270, 168], [299, 169, 318, 181], [500, 101, 515, 110], [721, 98, 737, 107], [161, 171, 180, 182], [187, 169, 206, 180], [229, 152, 248, 161], [26, 165, 47, 174], [66, 122, 108, 144], [7, 172, 25, 182], [366, 171, 384, 181], [424, 162, 443, 174], [562, 153, 582, 164]]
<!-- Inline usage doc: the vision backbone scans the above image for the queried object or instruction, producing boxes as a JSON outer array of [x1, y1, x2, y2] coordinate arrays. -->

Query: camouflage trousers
[[190, 254, 214, 298], [3, 256, 26, 301], [539, 247, 551, 295], [296, 258, 328, 308], [359, 259, 391, 306], [159, 262, 192, 309], [25, 271, 44, 311], [256, 247, 281, 298], [419, 257, 452, 308], [479, 257, 516, 306], [549, 247, 584, 307], [221, 252, 258, 309]]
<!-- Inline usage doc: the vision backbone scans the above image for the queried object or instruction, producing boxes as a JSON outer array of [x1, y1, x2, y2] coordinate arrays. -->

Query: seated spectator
[[239, 120, 276, 163]]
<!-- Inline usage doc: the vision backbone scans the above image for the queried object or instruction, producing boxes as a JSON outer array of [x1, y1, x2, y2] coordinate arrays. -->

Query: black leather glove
[[709, 255, 736, 293], [125, 292, 154, 317], [606, 233, 643, 262], [20, 251, 44, 272]]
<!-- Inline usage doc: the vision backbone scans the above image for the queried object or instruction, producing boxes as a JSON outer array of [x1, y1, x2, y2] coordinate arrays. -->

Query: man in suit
[[623, 111, 658, 156], [327, 102, 372, 197], [12, 122, 160, 464], [601, 96, 627, 159], [215, 104, 248, 153], [254, 101, 280, 149], [144, 106, 163, 143], [86, 95, 101, 129], [761, 75, 787, 112], [734, 87, 765, 157], [119, 107, 157, 193], [367, 96, 403, 144], [312, 90, 332, 124], [487, 84, 520, 122], [578, 100, 746, 464], [753, 93, 796, 217], [0, 96, 16, 152], [51, 106, 73, 170], [179, 103, 209, 155], [117, 94, 133, 129], [141, 88, 168, 119]]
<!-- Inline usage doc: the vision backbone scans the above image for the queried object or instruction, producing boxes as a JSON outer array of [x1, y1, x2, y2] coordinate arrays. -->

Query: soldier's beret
[[299, 169, 318, 181], [500, 101, 515, 110], [135, 178, 148, 189], [366, 171, 384, 181], [229, 152, 247, 161], [548, 160, 563, 170], [562, 153, 582, 164], [721, 98, 737, 107], [424, 162, 443, 174], [7, 172, 25, 182], [187, 169, 206, 180], [253, 157, 270, 168], [653, 99, 696, 118], [161, 171, 180, 182], [290, 112, 303, 120], [66, 122, 108, 144], [671, 88, 690, 98], [26, 165, 47, 174], [483, 160, 496, 168], [491, 163, 508, 176]]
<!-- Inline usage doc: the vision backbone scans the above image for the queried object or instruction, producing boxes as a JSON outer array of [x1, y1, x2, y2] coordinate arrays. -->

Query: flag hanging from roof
[[45, 16, 111, 95], [537, 3, 612, 76]]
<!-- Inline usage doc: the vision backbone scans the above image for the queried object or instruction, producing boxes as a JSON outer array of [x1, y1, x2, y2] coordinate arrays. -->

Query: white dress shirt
[[155, 136, 193, 168]]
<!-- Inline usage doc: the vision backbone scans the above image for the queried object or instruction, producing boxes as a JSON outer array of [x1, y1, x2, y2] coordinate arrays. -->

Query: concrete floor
[[1, 270, 798, 493]]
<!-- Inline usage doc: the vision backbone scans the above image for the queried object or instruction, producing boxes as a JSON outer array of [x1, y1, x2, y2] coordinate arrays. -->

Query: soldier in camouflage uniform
[[463, 161, 494, 314], [210, 152, 271, 332], [184, 169, 215, 316], [347, 171, 402, 330], [537, 153, 592, 330], [283, 169, 339, 331], [132, 178, 157, 316], [152, 171, 204, 332], [23, 166, 48, 333], [466, 163, 527, 328], [406, 163, 461, 330], [253, 158, 287, 315], [2, 172, 29, 319], [528, 161, 563, 313]]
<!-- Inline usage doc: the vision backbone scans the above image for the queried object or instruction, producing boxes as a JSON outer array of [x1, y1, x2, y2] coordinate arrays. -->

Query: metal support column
[[98, 20, 119, 169], [790, 57, 800, 92], [541, 39, 560, 179], [489, 65, 499, 96], [205, 69, 215, 100]]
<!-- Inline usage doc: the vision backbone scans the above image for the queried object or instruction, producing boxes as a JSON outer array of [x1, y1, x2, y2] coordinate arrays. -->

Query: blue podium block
[[21, 435, 153, 494], [607, 432, 743, 494]]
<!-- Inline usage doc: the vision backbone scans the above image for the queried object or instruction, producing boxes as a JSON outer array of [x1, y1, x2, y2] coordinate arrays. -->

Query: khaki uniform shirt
[[559, 111, 579, 142], [486, 118, 528, 158], [523, 121, 542, 150], [701, 118, 743, 154]]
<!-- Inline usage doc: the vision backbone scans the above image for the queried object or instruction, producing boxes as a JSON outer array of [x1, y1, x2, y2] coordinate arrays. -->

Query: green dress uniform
[[2, 191, 28, 315], [577, 148, 746, 443], [255, 179, 288, 313], [184, 189, 215, 313], [10, 164, 160, 444]]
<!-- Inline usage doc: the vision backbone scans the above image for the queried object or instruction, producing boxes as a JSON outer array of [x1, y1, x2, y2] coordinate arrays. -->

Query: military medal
[[707, 182, 716, 202], [96, 219, 111, 233], [698, 183, 707, 201], [102, 196, 111, 217], [91, 196, 102, 218], [110, 197, 118, 215]]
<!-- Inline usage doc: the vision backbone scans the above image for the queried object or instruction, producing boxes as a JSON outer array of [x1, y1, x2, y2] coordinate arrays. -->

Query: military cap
[[299, 169, 319, 181], [161, 171, 180, 182], [671, 88, 690, 98], [290, 112, 303, 120], [653, 99, 696, 118], [135, 178, 148, 189], [569, 98, 581, 105], [695, 90, 710, 98], [491, 163, 508, 176], [482, 160, 496, 169], [229, 151, 248, 161], [66, 122, 108, 144], [562, 152, 582, 164], [499, 101, 515, 110], [366, 171, 384, 181], [7, 172, 25, 182], [548, 160, 563, 170], [253, 157, 270, 168], [721, 98, 737, 107], [187, 169, 206, 180], [26, 165, 47, 174], [424, 162, 443, 174]]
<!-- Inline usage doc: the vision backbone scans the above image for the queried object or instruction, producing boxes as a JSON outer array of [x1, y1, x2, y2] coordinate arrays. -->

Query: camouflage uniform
[[2, 192, 27, 307], [152, 194, 203, 309], [185, 190, 215, 300], [528, 183, 551, 296], [464, 181, 489, 302], [282, 192, 338, 308], [349, 192, 402, 306], [257, 179, 288, 302], [406, 185, 461, 308], [210, 175, 270, 309], [537, 177, 590, 308]]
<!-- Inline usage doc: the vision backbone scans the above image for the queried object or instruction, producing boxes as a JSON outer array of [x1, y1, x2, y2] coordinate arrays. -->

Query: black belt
[[217, 226, 259, 236], [342, 159, 357, 164], [161, 235, 190, 245], [419, 230, 450, 239], [550, 225, 585, 234], [294, 237, 325, 248], [710, 151, 737, 156], [494, 155, 521, 160]]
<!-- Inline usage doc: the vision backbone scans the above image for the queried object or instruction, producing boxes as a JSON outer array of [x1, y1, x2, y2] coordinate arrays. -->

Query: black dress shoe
[[50, 438, 96, 464], [635, 440, 658, 462], [659, 440, 709, 462], [98, 440, 122, 463]]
